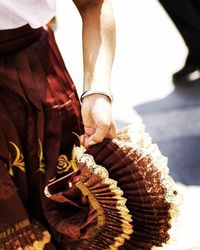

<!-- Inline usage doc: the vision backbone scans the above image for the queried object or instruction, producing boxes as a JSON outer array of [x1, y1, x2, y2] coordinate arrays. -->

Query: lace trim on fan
[[76, 146, 109, 179], [76, 147, 133, 250], [115, 124, 181, 247]]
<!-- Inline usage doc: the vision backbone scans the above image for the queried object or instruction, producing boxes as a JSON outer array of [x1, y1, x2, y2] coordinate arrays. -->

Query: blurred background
[[54, 1, 200, 249]]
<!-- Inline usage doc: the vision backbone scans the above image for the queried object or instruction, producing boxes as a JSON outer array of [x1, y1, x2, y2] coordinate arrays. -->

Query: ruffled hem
[[0, 220, 52, 249]]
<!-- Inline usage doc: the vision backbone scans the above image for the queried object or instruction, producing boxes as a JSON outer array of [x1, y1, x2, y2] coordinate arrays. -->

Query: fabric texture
[[85, 127, 179, 250], [0, 0, 56, 29], [0, 24, 83, 248]]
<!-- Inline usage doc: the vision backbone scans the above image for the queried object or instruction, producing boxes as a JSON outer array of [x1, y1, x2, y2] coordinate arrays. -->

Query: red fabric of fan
[[86, 125, 179, 250]]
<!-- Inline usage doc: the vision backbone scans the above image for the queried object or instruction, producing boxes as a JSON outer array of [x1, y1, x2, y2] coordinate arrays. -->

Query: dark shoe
[[172, 65, 200, 85]]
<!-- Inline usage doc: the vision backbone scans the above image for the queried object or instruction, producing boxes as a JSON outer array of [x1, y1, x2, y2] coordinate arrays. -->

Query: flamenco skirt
[[0, 25, 83, 248]]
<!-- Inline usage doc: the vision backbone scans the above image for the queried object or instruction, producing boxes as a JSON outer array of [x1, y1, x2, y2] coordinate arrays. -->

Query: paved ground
[[55, 1, 200, 249]]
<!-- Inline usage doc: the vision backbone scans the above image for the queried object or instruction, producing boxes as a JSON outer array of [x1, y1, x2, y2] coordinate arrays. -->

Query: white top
[[0, 0, 56, 30]]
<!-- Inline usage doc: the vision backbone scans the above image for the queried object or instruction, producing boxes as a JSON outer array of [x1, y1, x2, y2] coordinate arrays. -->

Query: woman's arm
[[73, 0, 116, 147], [73, 0, 116, 90]]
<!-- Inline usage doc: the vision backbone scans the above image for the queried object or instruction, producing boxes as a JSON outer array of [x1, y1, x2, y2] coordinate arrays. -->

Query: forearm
[[74, 0, 116, 91]]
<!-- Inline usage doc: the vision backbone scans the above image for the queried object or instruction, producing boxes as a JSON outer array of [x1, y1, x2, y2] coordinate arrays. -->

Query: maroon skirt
[[0, 25, 83, 249]]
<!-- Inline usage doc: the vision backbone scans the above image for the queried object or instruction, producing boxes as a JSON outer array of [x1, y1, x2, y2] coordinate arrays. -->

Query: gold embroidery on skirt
[[0, 219, 51, 249], [56, 155, 72, 174], [48, 145, 78, 183], [48, 176, 56, 183], [37, 132, 80, 181], [56, 146, 78, 175], [38, 140, 45, 174], [8, 141, 25, 176], [22, 230, 51, 250], [0, 219, 30, 239]]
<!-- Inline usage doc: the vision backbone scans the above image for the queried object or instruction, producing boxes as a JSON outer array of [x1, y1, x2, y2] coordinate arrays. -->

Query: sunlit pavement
[[55, 1, 200, 249]]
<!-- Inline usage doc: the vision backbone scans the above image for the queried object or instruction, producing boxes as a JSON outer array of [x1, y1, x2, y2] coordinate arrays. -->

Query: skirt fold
[[0, 25, 83, 248]]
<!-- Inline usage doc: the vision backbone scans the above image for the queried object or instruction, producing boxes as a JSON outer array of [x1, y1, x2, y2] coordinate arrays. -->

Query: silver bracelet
[[80, 89, 114, 103]]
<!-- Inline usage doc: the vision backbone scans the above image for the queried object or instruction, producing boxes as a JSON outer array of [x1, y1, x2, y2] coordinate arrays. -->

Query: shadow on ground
[[134, 81, 200, 185]]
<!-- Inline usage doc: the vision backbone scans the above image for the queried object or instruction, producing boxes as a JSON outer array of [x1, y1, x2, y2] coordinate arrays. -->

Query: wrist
[[80, 89, 113, 103]]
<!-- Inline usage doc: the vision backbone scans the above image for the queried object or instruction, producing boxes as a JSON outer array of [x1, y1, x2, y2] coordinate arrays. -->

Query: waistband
[[0, 25, 43, 58]]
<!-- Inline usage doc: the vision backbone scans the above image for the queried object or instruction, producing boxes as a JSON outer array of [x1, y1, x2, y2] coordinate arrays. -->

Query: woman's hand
[[80, 94, 116, 147]]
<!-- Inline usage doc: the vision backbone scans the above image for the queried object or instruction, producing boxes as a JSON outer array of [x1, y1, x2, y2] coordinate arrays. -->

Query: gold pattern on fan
[[8, 141, 25, 176], [76, 147, 133, 250], [76, 181, 105, 227]]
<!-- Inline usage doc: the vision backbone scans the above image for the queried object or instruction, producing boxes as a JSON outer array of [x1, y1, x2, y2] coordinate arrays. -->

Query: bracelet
[[80, 89, 114, 103]]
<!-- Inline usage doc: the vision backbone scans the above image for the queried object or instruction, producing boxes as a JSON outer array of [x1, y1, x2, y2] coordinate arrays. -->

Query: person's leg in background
[[158, 0, 200, 84]]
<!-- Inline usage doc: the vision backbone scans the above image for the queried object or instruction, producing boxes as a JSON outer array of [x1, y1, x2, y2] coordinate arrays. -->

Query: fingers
[[81, 121, 116, 147], [80, 94, 116, 147], [80, 127, 95, 146], [87, 123, 108, 146]]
